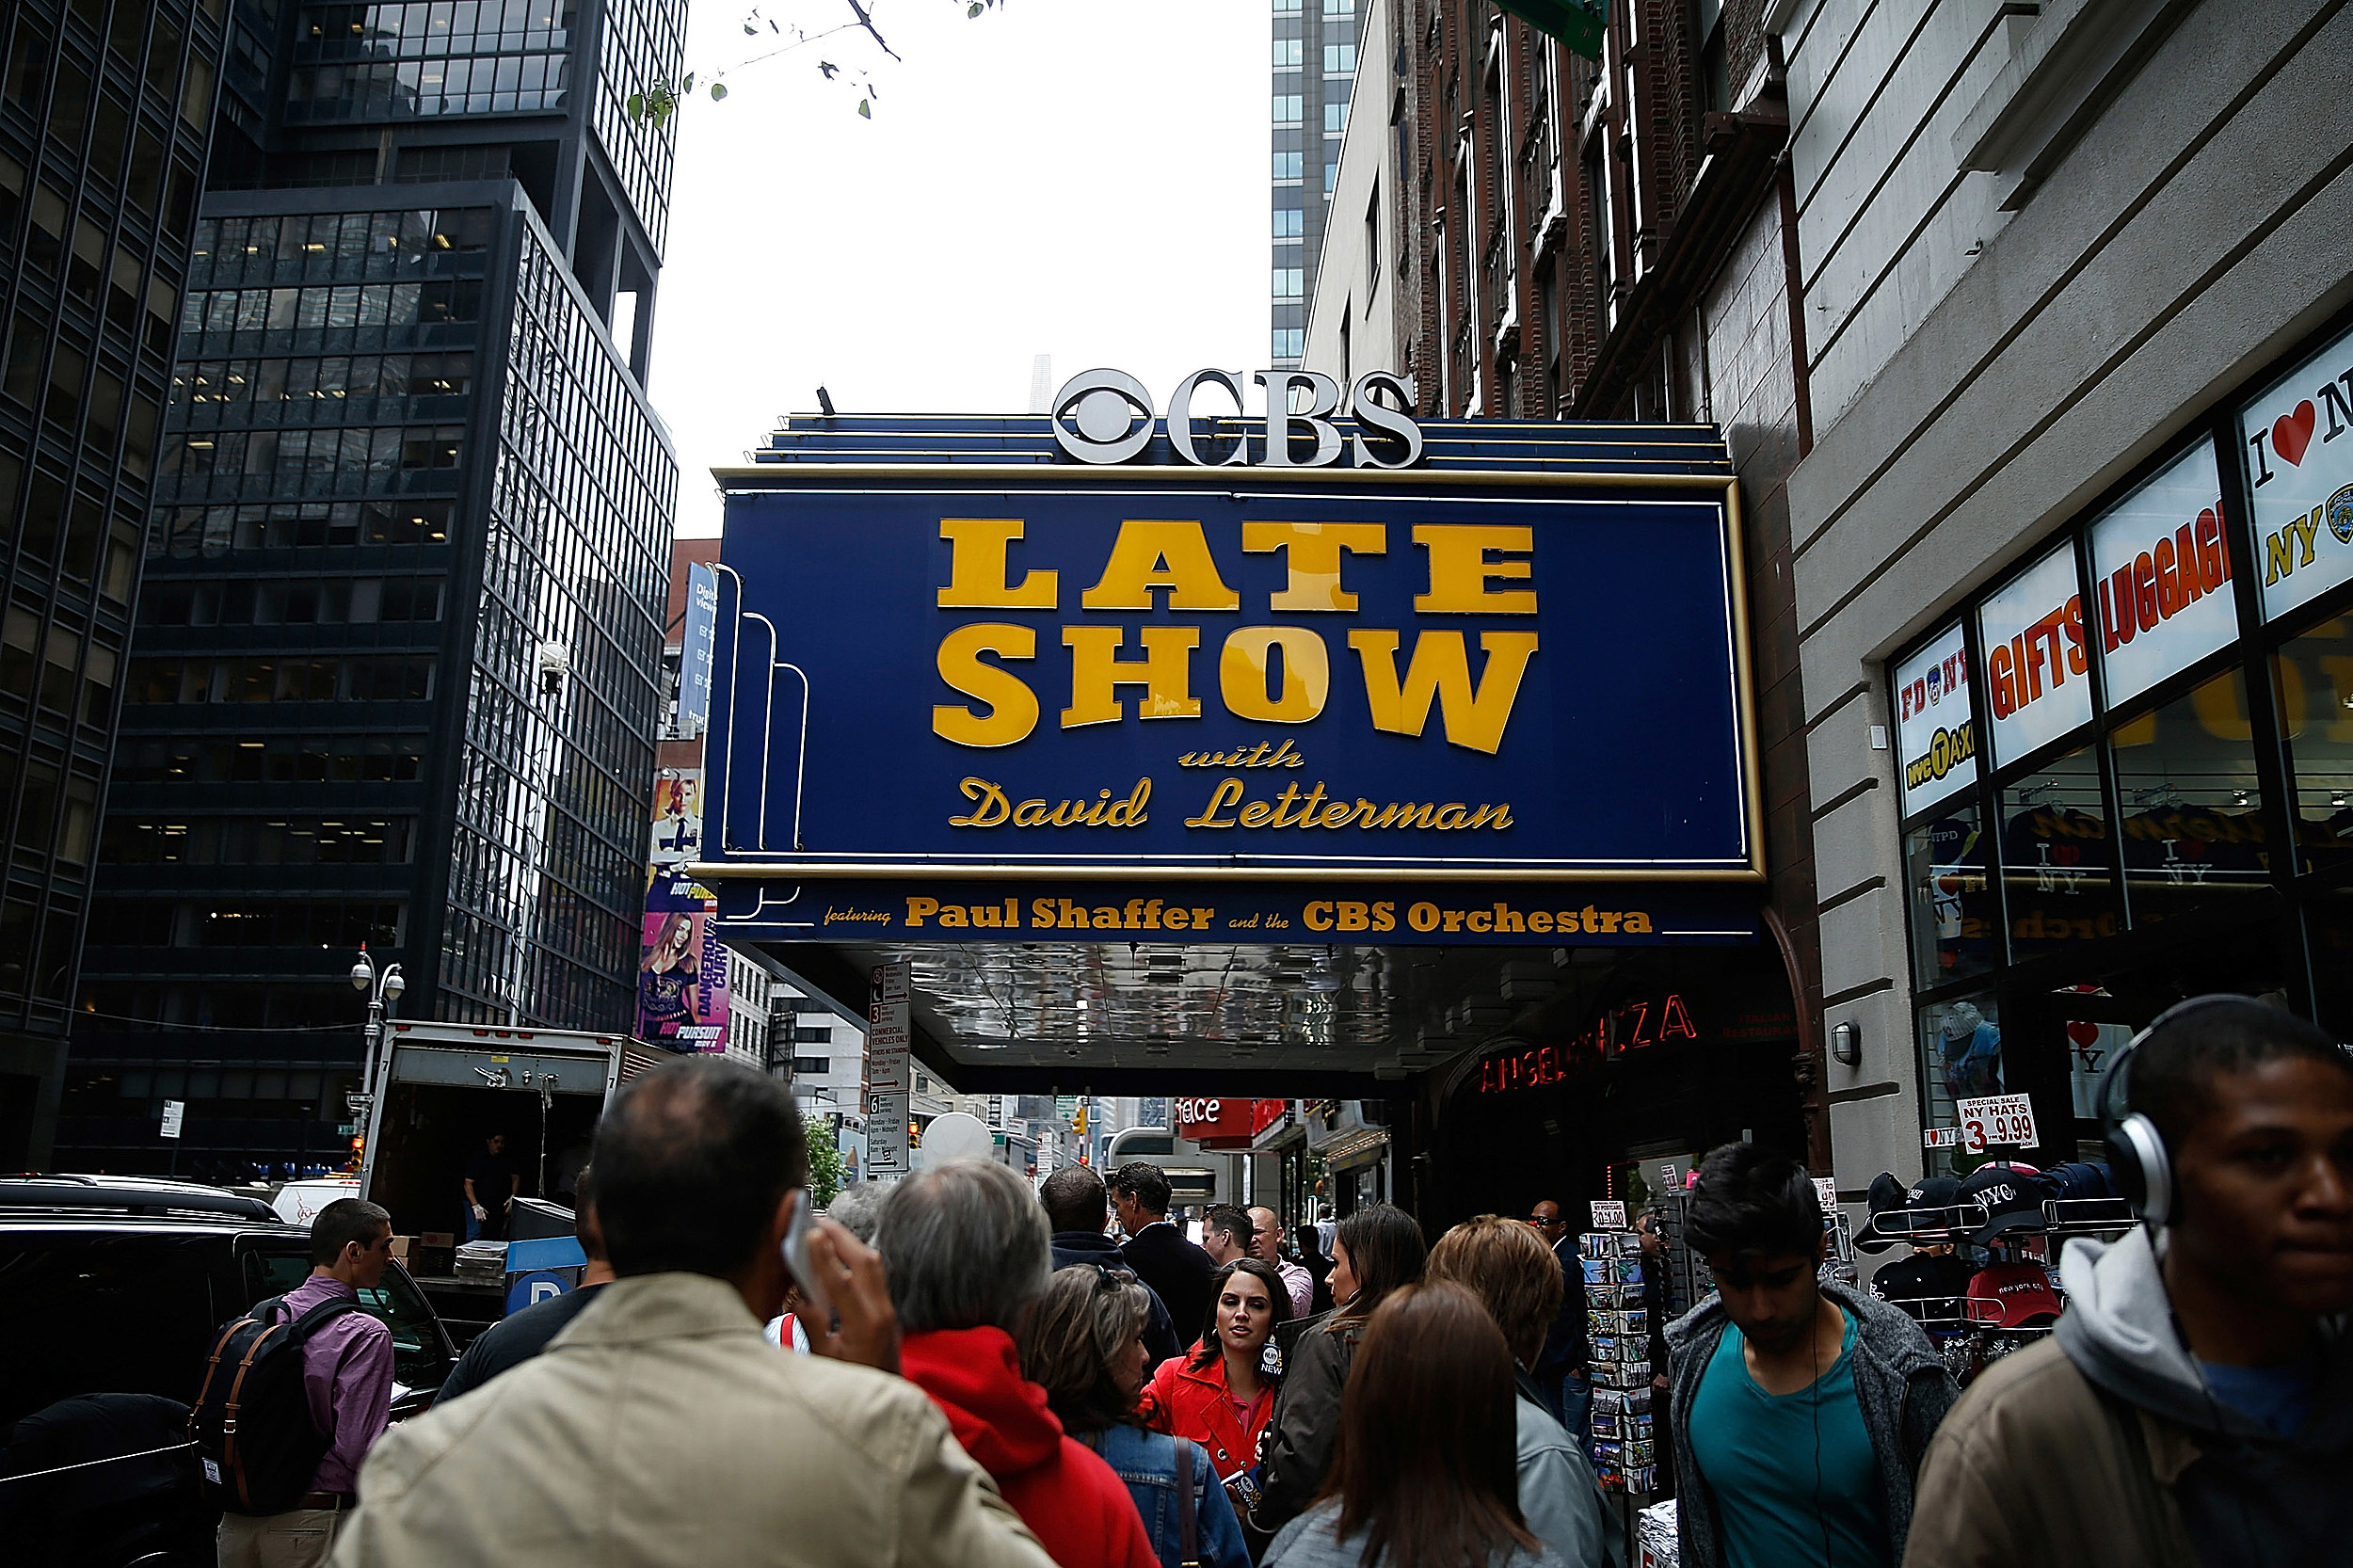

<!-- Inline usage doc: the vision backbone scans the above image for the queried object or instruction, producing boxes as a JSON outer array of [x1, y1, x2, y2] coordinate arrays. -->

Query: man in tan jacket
[[1904, 998, 2353, 1568], [328, 1057, 1056, 1568]]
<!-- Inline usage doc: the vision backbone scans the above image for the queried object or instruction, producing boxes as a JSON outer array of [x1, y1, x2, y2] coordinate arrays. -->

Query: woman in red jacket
[[1141, 1258, 1292, 1512]]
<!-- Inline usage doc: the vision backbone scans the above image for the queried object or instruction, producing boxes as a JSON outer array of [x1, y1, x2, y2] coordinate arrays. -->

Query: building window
[[1273, 328, 1305, 360], [1273, 267, 1304, 299], [793, 1057, 830, 1075], [1273, 207, 1304, 238], [1323, 43, 1356, 74], [1273, 151, 1303, 183], [1273, 38, 1303, 68], [1366, 178, 1381, 294], [1273, 0, 1302, 11], [1324, 101, 1349, 135], [1325, 162, 1339, 194], [1322, 0, 1353, 13], [1273, 93, 1302, 124]]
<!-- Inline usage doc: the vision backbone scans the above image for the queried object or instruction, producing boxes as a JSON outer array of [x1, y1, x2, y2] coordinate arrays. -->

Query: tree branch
[[842, 0, 901, 61]]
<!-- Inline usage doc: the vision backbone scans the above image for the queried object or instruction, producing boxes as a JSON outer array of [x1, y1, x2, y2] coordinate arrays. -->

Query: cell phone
[[779, 1187, 835, 1327]]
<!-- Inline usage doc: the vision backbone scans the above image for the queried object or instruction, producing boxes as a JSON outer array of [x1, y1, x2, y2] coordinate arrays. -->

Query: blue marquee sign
[[696, 447, 1761, 904]]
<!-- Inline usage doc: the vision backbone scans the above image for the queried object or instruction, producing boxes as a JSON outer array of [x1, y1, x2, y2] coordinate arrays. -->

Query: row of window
[[298, 2, 578, 57], [103, 815, 418, 866], [1270, 40, 1359, 72], [182, 280, 484, 336], [1273, 0, 1355, 13], [88, 898, 407, 951], [0, 895, 79, 1000], [113, 734, 427, 786], [141, 574, 445, 628], [1272, 97, 1353, 131], [285, 59, 568, 120], [125, 653, 438, 706], [175, 353, 473, 406], [189, 208, 493, 280], [73, 1065, 349, 1104], [151, 501, 453, 557], [161, 424, 464, 481]]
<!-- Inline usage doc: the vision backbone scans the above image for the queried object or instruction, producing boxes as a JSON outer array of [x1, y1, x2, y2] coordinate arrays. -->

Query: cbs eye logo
[[1050, 370, 1157, 464]]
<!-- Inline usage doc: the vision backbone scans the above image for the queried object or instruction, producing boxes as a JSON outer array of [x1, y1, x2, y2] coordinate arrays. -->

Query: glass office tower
[[1272, 0, 1358, 367], [58, 0, 683, 1177], [0, 1, 228, 1166]]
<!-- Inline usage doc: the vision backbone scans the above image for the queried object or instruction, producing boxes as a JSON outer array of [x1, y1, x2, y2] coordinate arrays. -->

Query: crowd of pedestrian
[[192, 993, 2350, 1568]]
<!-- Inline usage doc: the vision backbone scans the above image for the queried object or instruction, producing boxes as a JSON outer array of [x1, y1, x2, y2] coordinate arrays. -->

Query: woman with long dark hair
[[1018, 1265, 1252, 1568], [1253, 1203, 1427, 1533], [1264, 1282, 1567, 1568], [1141, 1258, 1290, 1515]]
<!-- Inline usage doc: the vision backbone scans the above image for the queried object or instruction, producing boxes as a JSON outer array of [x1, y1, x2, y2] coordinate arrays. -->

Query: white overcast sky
[[647, 0, 1269, 538]]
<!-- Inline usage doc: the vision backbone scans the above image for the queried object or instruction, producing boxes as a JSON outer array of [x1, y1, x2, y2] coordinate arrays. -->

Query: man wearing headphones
[[1906, 995, 2353, 1567]]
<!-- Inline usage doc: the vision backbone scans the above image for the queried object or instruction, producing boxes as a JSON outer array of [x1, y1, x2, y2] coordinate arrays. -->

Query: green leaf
[[710, 81, 728, 100], [856, 97, 871, 118], [627, 90, 644, 120], [680, 72, 694, 92], [744, 21, 756, 33], [968, 2, 983, 13]]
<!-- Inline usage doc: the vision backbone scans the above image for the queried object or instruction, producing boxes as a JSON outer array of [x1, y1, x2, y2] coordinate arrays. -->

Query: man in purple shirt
[[219, 1197, 398, 1568]]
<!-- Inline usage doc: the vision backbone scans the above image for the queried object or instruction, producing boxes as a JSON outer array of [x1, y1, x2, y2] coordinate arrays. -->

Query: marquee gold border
[[690, 469, 1767, 887]]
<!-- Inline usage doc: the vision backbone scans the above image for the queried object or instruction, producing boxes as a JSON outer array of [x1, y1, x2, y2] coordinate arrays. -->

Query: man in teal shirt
[[1666, 1145, 1958, 1568]]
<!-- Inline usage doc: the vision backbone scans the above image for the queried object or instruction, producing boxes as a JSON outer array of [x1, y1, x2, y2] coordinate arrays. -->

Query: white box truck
[[357, 1021, 665, 1238]]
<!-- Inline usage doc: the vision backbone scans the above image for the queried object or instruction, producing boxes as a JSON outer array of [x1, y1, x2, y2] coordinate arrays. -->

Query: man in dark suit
[[1040, 1164, 1184, 1367], [1111, 1161, 1217, 1348], [1529, 1196, 1593, 1440]]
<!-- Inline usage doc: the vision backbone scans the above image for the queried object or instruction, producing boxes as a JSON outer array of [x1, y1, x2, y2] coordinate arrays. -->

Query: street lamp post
[[349, 951, 406, 1169]]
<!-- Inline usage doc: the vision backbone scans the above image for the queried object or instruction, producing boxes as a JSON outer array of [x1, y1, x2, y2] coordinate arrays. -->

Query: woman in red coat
[[1141, 1258, 1292, 1512]]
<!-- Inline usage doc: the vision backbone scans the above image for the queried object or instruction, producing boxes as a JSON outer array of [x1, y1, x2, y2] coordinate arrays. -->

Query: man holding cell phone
[[328, 1057, 1057, 1568]]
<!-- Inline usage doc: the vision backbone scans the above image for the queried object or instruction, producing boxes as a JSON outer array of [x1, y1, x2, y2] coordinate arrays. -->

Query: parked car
[[270, 1176, 361, 1227], [0, 1175, 458, 1567]]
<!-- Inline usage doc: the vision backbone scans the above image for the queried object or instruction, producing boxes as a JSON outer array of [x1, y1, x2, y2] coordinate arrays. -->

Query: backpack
[[188, 1293, 359, 1514]]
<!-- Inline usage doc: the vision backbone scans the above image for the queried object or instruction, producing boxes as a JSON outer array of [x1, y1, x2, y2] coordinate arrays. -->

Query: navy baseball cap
[[1960, 1163, 2049, 1244]]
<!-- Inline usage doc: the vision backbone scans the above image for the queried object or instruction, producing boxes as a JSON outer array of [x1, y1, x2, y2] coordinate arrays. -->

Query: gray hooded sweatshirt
[[2052, 1227, 2353, 1565], [1664, 1278, 1957, 1568]]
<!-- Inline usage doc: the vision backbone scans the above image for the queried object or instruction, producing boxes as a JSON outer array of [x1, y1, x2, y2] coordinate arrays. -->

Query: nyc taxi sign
[[695, 403, 1761, 898]]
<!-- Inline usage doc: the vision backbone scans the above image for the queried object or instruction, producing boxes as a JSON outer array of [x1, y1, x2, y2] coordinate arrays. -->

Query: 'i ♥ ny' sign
[[2242, 323, 2353, 621]]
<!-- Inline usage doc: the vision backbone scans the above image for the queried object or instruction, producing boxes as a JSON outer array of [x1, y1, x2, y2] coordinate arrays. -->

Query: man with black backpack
[[196, 1197, 397, 1567]]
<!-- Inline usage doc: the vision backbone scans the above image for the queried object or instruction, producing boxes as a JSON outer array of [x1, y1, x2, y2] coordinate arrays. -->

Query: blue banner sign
[[677, 560, 719, 737], [710, 876, 1761, 947], [701, 469, 1758, 881]]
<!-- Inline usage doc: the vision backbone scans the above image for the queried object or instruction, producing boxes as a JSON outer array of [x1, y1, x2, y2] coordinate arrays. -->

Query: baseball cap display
[[1959, 1162, 2050, 1244], [1855, 1173, 1968, 1252], [1858, 1172, 1910, 1254], [1964, 1261, 2064, 1327], [1870, 1252, 1975, 1325]]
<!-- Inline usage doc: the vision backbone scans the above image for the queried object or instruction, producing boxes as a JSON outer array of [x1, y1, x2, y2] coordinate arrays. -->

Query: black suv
[[0, 1175, 458, 1566]]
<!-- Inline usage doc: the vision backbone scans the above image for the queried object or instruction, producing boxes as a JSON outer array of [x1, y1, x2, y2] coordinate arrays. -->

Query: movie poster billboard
[[637, 866, 730, 1050], [649, 771, 703, 866]]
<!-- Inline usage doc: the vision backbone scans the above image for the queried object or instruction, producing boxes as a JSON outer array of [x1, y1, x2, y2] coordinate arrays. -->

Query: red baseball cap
[[1964, 1262, 2062, 1328]]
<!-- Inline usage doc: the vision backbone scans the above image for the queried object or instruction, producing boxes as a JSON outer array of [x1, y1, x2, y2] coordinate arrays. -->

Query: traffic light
[[1074, 1103, 1088, 1137]]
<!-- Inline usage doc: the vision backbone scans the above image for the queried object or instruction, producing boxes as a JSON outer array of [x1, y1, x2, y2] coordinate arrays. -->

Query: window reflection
[[2108, 668, 2269, 921], [1903, 794, 1994, 989], [2001, 747, 2121, 958], [2271, 616, 2353, 874], [1917, 993, 2002, 1177]]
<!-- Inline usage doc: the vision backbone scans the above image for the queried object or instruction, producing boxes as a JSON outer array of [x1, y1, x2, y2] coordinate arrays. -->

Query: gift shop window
[[1890, 308, 2353, 1169]]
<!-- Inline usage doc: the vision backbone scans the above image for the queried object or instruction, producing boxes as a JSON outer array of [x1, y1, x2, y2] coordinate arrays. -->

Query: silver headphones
[[2097, 995, 2255, 1228]]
